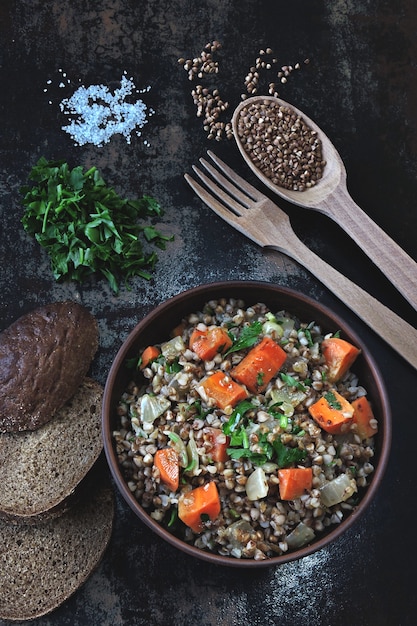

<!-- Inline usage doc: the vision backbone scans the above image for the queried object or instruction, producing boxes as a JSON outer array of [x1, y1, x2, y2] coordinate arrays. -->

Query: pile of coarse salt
[[58, 74, 153, 147]]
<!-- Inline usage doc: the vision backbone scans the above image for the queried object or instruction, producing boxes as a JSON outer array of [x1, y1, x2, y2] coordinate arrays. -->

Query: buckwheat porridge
[[113, 298, 377, 560]]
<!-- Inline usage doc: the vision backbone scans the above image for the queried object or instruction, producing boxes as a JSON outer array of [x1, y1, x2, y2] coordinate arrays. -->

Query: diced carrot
[[140, 345, 161, 369], [203, 427, 230, 463], [189, 328, 206, 348], [351, 396, 378, 439], [190, 327, 233, 361], [231, 336, 287, 393], [154, 448, 180, 492], [200, 371, 248, 411], [278, 467, 313, 500], [178, 481, 221, 533], [308, 390, 354, 434], [321, 337, 361, 382]]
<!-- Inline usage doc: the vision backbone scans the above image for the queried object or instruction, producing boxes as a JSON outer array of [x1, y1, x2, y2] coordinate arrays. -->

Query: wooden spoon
[[232, 95, 417, 312]]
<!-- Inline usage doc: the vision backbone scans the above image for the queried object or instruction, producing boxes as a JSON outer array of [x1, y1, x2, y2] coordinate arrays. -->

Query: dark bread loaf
[[0, 377, 104, 522], [0, 300, 98, 432], [0, 464, 114, 621]]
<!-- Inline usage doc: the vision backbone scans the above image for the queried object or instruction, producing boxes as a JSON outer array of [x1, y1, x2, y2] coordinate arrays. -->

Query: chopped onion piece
[[225, 519, 257, 549], [164, 431, 188, 467], [262, 318, 284, 339], [246, 467, 268, 501], [320, 474, 358, 507], [140, 394, 170, 423], [269, 388, 307, 416], [277, 316, 295, 336], [286, 522, 315, 549], [161, 336, 185, 361], [185, 430, 200, 475]]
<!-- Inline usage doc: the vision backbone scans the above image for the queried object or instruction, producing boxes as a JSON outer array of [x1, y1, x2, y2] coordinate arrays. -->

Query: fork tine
[[207, 150, 265, 201], [184, 172, 263, 247], [191, 165, 245, 216], [198, 158, 254, 209]]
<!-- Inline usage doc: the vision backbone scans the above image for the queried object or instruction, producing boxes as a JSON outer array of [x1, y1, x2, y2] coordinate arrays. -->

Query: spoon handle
[[272, 235, 417, 371], [324, 186, 417, 311]]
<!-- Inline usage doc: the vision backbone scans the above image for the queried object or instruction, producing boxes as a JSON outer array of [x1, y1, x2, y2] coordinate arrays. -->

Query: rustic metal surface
[[1, 1, 416, 624]]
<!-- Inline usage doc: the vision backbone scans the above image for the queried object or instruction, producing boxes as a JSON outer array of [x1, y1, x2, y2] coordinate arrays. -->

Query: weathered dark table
[[1, 1, 416, 624]]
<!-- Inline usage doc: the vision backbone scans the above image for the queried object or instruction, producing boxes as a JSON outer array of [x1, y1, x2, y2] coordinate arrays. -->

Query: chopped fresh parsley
[[222, 400, 256, 435], [166, 358, 182, 374], [192, 400, 211, 421], [324, 391, 342, 410], [304, 328, 314, 347], [273, 438, 307, 468], [256, 371, 265, 387], [280, 372, 310, 392], [21, 158, 173, 293], [225, 320, 263, 355], [226, 412, 307, 468], [227, 430, 274, 466], [279, 414, 289, 429]]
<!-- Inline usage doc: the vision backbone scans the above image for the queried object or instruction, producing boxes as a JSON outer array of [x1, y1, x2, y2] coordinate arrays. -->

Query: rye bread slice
[[0, 300, 98, 433], [0, 377, 103, 522], [0, 464, 114, 622]]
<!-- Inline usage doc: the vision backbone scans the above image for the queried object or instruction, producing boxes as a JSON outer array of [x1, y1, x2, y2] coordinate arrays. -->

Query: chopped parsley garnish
[[226, 418, 307, 468], [273, 438, 307, 468], [222, 400, 256, 435], [21, 158, 173, 293], [279, 414, 289, 429], [166, 358, 182, 374], [256, 371, 265, 387], [324, 391, 342, 410], [227, 430, 273, 466], [224, 320, 263, 355], [192, 400, 211, 420], [304, 328, 314, 347], [280, 372, 310, 392]]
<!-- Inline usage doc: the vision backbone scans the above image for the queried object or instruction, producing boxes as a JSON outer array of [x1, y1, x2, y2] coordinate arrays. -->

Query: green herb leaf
[[324, 391, 342, 410], [273, 438, 307, 468], [229, 424, 250, 448], [280, 372, 310, 392], [225, 320, 263, 355], [21, 158, 173, 293], [222, 400, 256, 435], [166, 358, 182, 374], [304, 328, 314, 347], [256, 371, 265, 387], [227, 447, 270, 466]]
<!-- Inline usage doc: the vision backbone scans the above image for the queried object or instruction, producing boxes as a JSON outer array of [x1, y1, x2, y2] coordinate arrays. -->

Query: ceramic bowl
[[102, 281, 391, 568]]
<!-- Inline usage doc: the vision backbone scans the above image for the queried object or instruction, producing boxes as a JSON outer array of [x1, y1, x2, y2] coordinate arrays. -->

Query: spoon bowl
[[232, 95, 344, 207], [232, 95, 417, 312]]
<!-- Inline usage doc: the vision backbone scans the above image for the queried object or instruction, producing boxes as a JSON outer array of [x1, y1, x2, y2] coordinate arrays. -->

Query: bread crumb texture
[[0, 378, 103, 519], [0, 467, 114, 621]]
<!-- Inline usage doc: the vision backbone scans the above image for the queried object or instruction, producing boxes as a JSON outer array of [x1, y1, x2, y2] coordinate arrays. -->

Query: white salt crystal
[[59, 75, 151, 147]]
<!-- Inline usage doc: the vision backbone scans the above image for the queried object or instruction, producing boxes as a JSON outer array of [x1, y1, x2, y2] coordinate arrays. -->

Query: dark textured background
[[1, 1, 416, 624]]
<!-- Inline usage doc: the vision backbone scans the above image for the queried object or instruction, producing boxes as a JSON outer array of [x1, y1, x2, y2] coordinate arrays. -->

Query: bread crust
[[0, 301, 98, 432]]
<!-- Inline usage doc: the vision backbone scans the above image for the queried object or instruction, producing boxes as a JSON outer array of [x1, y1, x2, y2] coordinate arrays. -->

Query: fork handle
[[272, 238, 417, 370]]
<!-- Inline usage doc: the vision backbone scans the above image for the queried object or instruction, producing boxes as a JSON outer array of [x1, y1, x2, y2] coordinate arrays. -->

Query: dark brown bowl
[[102, 281, 391, 568]]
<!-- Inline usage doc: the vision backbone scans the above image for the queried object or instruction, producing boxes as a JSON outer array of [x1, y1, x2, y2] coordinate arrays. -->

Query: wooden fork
[[184, 150, 417, 371]]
